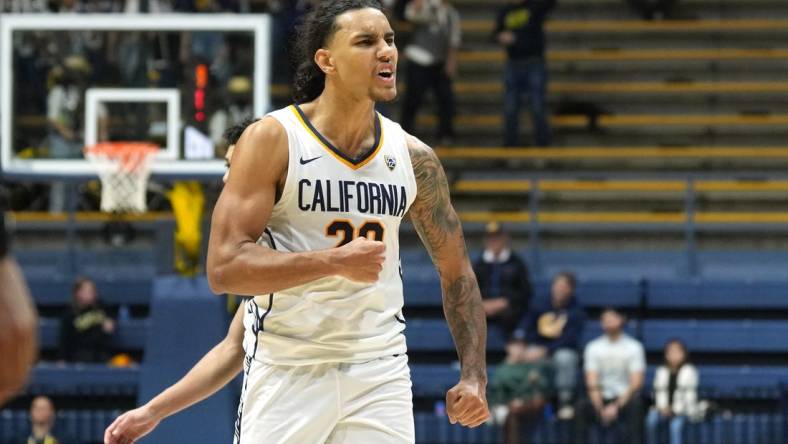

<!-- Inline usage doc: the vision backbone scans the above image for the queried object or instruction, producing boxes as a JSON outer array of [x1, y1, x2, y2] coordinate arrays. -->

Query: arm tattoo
[[408, 136, 487, 382]]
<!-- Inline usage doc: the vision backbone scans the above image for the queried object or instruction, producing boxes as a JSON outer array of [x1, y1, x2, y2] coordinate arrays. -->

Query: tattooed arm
[[407, 134, 490, 428]]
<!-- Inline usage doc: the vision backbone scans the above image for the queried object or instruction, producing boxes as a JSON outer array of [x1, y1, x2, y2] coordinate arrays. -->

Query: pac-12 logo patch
[[384, 155, 396, 170]]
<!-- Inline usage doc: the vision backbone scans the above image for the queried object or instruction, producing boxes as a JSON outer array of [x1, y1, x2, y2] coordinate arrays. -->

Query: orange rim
[[85, 142, 158, 172]]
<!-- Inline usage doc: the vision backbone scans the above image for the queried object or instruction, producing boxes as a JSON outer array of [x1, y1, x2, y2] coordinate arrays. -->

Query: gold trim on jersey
[[290, 105, 384, 171]]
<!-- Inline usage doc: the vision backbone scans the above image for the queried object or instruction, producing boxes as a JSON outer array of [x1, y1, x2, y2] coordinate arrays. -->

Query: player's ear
[[315, 49, 335, 75]]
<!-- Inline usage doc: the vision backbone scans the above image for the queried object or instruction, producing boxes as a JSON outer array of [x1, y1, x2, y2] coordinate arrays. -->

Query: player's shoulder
[[241, 114, 288, 146], [403, 131, 440, 167], [229, 115, 289, 181]]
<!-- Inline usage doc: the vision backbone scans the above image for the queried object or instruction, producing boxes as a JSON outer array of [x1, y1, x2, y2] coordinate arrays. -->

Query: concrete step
[[418, 132, 788, 150], [433, 147, 788, 171], [458, 49, 788, 75], [415, 113, 788, 136], [460, 19, 788, 47]]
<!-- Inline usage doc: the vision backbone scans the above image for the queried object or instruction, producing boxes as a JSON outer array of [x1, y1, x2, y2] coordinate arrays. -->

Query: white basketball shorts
[[233, 354, 414, 444]]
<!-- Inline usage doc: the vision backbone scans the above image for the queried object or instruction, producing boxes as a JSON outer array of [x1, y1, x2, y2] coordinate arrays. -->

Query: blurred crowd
[[2, 0, 685, 213]]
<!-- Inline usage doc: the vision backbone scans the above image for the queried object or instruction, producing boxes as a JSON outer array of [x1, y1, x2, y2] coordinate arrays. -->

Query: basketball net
[[84, 142, 158, 213]]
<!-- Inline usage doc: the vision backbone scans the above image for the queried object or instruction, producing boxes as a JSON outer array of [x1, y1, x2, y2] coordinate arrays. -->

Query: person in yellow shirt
[[512, 271, 585, 419], [19, 396, 76, 444]]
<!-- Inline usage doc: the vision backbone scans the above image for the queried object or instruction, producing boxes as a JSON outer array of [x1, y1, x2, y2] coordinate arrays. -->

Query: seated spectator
[[473, 222, 532, 339], [513, 271, 584, 419], [59, 277, 115, 363], [576, 308, 645, 444], [489, 342, 552, 444], [646, 339, 698, 444], [13, 395, 76, 444]]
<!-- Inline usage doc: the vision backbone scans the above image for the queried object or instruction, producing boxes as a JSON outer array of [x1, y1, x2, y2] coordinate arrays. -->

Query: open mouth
[[378, 71, 394, 79]]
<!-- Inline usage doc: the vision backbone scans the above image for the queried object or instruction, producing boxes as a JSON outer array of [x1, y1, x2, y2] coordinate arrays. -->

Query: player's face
[[328, 8, 398, 102]]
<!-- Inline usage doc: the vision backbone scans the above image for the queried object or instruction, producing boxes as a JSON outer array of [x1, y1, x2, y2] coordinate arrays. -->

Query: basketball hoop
[[84, 142, 158, 214]]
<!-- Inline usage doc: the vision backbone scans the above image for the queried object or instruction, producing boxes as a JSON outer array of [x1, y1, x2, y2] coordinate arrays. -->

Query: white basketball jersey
[[242, 104, 417, 366]]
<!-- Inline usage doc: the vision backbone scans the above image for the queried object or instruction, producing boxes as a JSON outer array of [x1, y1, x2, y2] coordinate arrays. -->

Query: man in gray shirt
[[576, 307, 645, 444], [399, 0, 461, 145]]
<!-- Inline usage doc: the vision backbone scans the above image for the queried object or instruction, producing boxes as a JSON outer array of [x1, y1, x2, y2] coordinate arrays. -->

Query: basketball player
[[207, 1, 489, 442], [104, 120, 255, 444], [0, 195, 38, 406]]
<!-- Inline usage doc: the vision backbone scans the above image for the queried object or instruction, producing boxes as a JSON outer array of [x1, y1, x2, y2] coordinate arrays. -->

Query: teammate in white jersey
[[207, 1, 489, 442], [104, 120, 255, 444]]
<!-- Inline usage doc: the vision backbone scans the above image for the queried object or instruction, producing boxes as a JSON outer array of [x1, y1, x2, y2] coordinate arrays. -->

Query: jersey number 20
[[326, 220, 385, 247]]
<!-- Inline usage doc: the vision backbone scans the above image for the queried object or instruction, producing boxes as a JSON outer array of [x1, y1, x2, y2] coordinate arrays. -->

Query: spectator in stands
[[512, 270, 584, 419], [494, 0, 556, 147], [47, 56, 90, 212], [400, 0, 461, 145], [576, 307, 645, 444], [489, 342, 552, 444], [0, 192, 38, 406], [59, 277, 116, 363], [473, 222, 532, 339], [209, 76, 254, 148], [646, 339, 698, 444], [16, 396, 76, 444]]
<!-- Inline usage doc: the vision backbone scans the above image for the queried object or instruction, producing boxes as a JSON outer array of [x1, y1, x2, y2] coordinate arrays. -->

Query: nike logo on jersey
[[299, 156, 322, 165]]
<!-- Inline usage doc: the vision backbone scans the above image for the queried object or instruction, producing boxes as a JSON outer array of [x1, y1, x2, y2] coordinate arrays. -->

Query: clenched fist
[[333, 237, 386, 283], [104, 405, 161, 444], [446, 379, 490, 428], [0, 257, 38, 406]]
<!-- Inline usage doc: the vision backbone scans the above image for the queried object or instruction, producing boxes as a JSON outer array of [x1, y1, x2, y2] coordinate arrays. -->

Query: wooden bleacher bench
[[418, 113, 788, 129], [459, 48, 788, 64], [461, 18, 788, 34], [273, 81, 788, 97], [435, 147, 788, 160], [452, 179, 788, 194], [456, 210, 788, 225]]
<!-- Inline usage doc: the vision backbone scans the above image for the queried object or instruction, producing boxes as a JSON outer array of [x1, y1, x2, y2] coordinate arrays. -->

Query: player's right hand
[[334, 237, 386, 283], [104, 405, 161, 444]]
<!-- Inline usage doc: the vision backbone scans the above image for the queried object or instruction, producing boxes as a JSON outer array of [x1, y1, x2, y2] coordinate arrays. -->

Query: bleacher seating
[[648, 280, 788, 308], [414, 412, 783, 444], [0, 409, 120, 444], [22, 362, 785, 403], [26, 279, 152, 307], [25, 364, 139, 397], [38, 318, 149, 351], [411, 364, 787, 400]]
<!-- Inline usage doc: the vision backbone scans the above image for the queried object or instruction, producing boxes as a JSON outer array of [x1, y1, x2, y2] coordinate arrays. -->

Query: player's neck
[[308, 88, 377, 160]]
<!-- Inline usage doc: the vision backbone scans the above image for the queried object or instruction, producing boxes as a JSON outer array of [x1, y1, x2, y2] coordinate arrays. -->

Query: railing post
[[685, 177, 698, 278], [65, 180, 78, 277], [528, 177, 541, 277]]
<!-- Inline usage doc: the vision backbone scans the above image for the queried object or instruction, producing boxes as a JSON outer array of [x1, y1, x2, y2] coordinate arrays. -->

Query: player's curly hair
[[292, 0, 384, 104], [222, 118, 260, 146]]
